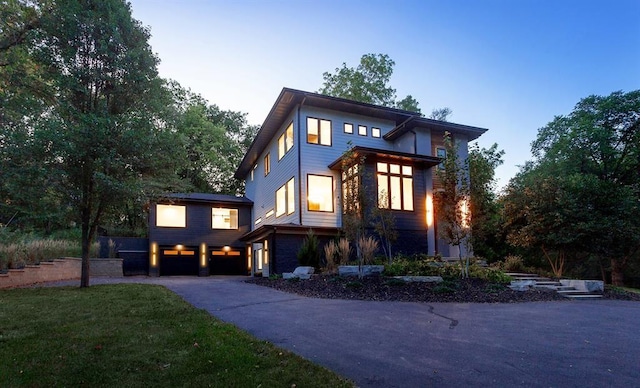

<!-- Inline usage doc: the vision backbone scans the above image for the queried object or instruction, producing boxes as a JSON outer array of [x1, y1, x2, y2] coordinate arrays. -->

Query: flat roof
[[328, 146, 442, 170]]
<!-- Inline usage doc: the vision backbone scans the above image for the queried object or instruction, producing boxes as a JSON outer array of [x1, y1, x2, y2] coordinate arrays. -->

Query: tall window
[[358, 125, 367, 136], [212, 208, 238, 229], [307, 117, 331, 146], [377, 162, 414, 211], [307, 174, 333, 212], [344, 123, 353, 134], [342, 164, 360, 214], [278, 122, 294, 160], [264, 153, 271, 176], [156, 204, 186, 227], [276, 177, 295, 217], [436, 148, 447, 170]]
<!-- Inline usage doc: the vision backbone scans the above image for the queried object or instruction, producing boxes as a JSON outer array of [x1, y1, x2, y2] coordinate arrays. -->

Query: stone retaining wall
[[0, 258, 123, 289]]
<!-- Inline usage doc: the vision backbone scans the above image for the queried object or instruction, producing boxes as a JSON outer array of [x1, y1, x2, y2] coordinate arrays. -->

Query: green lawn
[[0, 284, 352, 387]]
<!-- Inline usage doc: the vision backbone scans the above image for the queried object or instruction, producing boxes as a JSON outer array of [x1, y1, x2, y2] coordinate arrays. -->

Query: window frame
[[436, 147, 447, 170], [275, 177, 296, 217], [358, 125, 367, 136], [278, 122, 294, 160], [211, 208, 239, 230], [307, 117, 332, 146], [307, 174, 334, 213], [156, 204, 187, 228], [372, 127, 381, 138], [264, 153, 270, 176], [344, 122, 354, 134], [376, 161, 414, 211]]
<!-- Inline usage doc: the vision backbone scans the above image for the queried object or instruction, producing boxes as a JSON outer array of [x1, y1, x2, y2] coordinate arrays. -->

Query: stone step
[[534, 284, 568, 290], [534, 281, 563, 286], [561, 294, 603, 299], [557, 289, 602, 295], [513, 277, 553, 282]]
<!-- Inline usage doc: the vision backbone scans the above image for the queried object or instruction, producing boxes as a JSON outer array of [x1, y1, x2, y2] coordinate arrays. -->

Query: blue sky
[[129, 0, 639, 190]]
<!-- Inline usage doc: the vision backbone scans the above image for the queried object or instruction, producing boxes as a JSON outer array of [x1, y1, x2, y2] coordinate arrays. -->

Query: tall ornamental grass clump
[[0, 239, 99, 270]]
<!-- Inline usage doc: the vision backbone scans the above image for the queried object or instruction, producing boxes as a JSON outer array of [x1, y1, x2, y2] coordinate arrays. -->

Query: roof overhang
[[328, 146, 442, 171], [384, 116, 488, 142], [155, 193, 253, 205], [239, 224, 341, 242]]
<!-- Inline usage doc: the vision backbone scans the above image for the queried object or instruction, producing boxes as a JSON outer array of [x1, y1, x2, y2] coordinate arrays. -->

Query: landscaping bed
[[248, 275, 640, 303]]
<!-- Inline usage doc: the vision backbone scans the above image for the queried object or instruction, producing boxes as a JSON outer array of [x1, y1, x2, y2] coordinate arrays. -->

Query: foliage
[[502, 255, 526, 273], [434, 132, 472, 277], [0, 284, 352, 387], [337, 238, 352, 265], [340, 143, 368, 259], [357, 235, 379, 266], [371, 190, 397, 264], [429, 107, 452, 121], [297, 229, 320, 268], [0, 238, 99, 270], [502, 90, 640, 285], [323, 240, 339, 274]]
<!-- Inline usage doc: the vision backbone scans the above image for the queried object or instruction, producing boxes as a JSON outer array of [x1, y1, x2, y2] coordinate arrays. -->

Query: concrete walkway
[[48, 277, 640, 387]]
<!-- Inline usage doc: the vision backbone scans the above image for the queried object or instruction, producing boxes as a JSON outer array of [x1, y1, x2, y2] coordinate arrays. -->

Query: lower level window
[[307, 174, 333, 212]]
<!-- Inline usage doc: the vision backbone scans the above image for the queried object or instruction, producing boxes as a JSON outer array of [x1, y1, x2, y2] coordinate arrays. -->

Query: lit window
[[251, 164, 256, 181], [307, 175, 334, 212], [264, 153, 270, 176], [307, 117, 332, 146], [377, 162, 414, 211], [372, 127, 381, 138], [342, 164, 360, 214], [254, 217, 262, 225], [265, 209, 274, 218], [276, 177, 295, 217], [212, 208, 238, 229], [278, 122, 294, 160], [344, 123, 353, 134], [156, 204, 186, 227], [358, 125, 367, 136], [437, 148, 446, 170]]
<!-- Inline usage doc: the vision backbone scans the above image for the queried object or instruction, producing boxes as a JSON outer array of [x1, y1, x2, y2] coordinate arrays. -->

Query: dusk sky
[[129, 0, 639, 190]]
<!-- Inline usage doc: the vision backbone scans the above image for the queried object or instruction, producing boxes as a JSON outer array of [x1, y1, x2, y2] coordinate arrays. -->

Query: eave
[[327, 146, 442, 171]]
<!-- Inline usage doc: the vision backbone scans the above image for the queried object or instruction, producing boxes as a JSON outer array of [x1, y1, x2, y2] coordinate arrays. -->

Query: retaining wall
[[0, 258, 123, 289]]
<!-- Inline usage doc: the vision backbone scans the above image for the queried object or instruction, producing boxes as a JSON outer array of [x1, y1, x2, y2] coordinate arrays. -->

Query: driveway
[[62, 277, 640, 387]]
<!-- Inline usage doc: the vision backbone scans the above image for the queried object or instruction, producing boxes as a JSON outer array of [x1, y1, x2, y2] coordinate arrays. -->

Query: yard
[[0, 284, 352, 387]]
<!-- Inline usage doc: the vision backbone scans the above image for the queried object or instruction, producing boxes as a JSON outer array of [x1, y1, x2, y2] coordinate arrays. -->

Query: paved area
[[47, 277, 640, 387]]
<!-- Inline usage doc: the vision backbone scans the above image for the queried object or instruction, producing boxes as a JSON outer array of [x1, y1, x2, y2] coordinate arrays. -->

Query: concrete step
[[561, 294, 603, 299]]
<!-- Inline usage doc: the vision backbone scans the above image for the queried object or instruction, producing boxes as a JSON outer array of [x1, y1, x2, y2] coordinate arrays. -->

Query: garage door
[[159, 247, 198, 276]]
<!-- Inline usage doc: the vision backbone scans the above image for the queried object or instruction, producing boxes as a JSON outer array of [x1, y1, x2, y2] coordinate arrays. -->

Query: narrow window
[[358, 125, 367, 136], [276, 177, 296, 217], [212, 208, 238, 229], [437, 148, 447, 170], [254, 217, 262, 225], [265, 209, 274, 218], [344, 123, 353, 134], [307, 117, 332, 146], [156, 204, 186, 227], [264, 153, 270, 176], [307, 174, 334, 212], [251, 164, 257, 181], [372, 127, 381, 138], [278, 122, 294, 160]]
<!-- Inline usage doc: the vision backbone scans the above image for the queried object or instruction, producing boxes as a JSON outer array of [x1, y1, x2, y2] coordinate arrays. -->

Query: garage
[[159, 246, 199, 276]]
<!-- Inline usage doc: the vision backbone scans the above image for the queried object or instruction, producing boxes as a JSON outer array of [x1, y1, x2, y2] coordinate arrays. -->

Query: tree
[[435, 132, 472, 277], [429, 107, 452, 121], [371, 190, 397, 264], [25, 0, 181, 287], [503, 90, 640, 285], [319, 53, 422, 113]]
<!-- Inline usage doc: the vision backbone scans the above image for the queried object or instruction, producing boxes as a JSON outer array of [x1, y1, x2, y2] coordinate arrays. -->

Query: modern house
[[145, 88, 487, 276], [235, 88, 488, 276]]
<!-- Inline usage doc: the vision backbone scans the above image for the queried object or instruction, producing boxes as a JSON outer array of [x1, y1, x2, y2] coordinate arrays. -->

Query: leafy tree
[[435, 132, 472, 277], [503, 90, 640, 285], [468, 142, 505, 262], [429, 107, 452, 121]]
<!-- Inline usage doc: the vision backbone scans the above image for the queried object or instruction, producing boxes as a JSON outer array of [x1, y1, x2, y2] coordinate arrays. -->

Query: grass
[[0, 284, 353, 387]]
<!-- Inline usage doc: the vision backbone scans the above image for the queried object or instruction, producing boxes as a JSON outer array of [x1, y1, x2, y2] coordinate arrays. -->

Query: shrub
[[469, 265, 513, 284], [503, 255, 525, 272], [297, 229, 319, 267], [337, 238, 351, 265], [323, 240, 339, 274], [357, 236, 378, 265]]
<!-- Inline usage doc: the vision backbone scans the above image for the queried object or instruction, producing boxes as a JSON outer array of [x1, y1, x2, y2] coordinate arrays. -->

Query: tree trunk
[[80, 222, 91, 288], [611, 258, 625, 286]]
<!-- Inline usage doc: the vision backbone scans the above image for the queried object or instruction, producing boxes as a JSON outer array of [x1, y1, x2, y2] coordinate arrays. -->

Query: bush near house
[[384, 254, 511, 283]]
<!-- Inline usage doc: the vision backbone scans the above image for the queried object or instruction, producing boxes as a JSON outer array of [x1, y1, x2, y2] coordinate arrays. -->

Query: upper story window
[[307, 174, 334, 212], [251, 164, 257, 181], [278, 122, 294, 160], [276, 177, 295, 217], [358, 125, 367, 136], [377, 162, 414, 211], [212, 208, 238, 229], [344, 123, 353, 134], [307, 117, 331, 146], [264, 153, 271, 176], [372, 127, 381, 138], [156, 204, 186, 227], [436, 148, 447, 170]]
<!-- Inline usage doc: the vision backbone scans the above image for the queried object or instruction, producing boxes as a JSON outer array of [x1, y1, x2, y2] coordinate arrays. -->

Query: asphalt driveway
[[62, 277, 640, 387]]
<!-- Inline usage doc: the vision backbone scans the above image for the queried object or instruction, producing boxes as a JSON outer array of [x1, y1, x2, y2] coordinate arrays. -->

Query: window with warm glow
[[358, 125, 367, 136], [344, 123, 353, 134], [264, 153, 270, 176], [307, 174, 333, 212], [372, 127, 381, 137], [265, 209, 274, 218], [276, 177, 295, 217], [156, 204, 186, 227], [377, 162, 414, 211], [342, 164, 360, 214], [278, 122, 294, 160], [307, 117, 331, 146], [212, 208, 238, 229]]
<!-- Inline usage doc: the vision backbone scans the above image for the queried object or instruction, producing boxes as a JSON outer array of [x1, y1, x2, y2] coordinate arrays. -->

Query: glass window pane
[[308, 175, 333, 212], [377, 174, 389, 208], [286, 123, 294, 151], [212, 208, 238, 229], [276, 185, 286, 217], [287, 178, 295, 214], [390, 164, 400, 174], [358, 125, 367, 136], [377, 162, 387, 173], [390, 176, 401, 210], [372, 127, 381, 137], [437, 148, 447, 158], [402, 165, 412, 176], [403, 178, 413, 211], [278, 134, 285, 160], [344, 123, 353, 133], [320, 119, 331, 146], [307, 118, 318, 144], [156, 205, 186, 227]]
